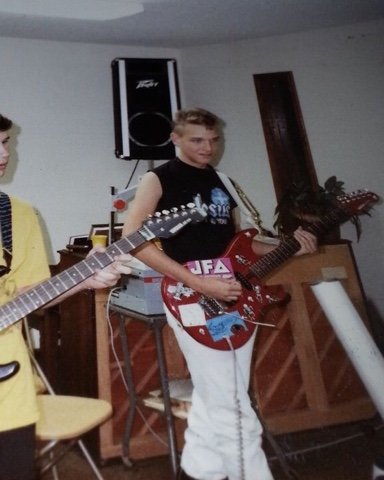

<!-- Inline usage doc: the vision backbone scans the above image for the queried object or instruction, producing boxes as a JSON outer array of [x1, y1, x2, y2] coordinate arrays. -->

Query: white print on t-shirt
[[208, 188, 231, 225]]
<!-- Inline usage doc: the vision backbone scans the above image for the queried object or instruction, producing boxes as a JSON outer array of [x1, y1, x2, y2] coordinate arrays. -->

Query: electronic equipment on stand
[[110, 257, 164, 315]]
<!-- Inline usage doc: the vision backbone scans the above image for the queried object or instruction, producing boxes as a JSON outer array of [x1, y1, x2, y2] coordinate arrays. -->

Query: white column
[[311, 280, 384, 419]]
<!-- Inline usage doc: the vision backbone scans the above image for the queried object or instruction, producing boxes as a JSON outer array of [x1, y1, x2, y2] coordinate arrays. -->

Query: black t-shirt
[[151, 158, 237, 263]]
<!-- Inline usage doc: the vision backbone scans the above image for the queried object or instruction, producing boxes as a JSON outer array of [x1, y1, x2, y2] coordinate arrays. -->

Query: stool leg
[[118, 313, 137, 468], [77, 440, 105, 480]]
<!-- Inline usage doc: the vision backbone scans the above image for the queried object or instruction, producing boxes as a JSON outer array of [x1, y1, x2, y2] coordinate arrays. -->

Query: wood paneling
[[253, 243, 376, 433]]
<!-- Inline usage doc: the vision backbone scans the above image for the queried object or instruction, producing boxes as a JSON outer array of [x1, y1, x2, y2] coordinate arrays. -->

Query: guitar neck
[[250, 206, 349, 279], [0, 229, 148, 332]]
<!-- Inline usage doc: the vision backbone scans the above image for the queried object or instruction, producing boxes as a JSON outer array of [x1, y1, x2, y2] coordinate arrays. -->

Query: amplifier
[[110, 263, 164, 315]]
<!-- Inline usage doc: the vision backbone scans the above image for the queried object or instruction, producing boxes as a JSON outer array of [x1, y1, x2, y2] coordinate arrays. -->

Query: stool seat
[[36, 395, 112, 441]]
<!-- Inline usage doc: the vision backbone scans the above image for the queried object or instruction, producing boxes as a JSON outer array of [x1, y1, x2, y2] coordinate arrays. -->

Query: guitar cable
[[225, 309, 275, 329], [226, 336, 246, 480]]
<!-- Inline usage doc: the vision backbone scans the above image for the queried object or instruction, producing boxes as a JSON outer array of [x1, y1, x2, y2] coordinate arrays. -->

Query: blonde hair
[[172, 108, 224, 134]]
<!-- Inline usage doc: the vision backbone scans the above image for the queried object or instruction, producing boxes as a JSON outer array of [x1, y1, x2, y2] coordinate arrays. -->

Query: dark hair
[[172, 108, 224, 134], [0, 114, 13, 132]]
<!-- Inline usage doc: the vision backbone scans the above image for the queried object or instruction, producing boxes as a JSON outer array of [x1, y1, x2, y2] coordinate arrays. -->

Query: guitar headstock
[[141, 202, 207, 240], [337, 190, 380, 215]]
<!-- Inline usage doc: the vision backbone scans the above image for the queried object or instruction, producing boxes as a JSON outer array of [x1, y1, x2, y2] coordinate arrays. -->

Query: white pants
[[165, 306, 274, 480]]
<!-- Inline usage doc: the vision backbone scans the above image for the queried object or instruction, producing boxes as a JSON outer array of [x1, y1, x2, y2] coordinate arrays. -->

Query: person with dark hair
[[0, 112, 132, 480], [122, 107, 317, 480]]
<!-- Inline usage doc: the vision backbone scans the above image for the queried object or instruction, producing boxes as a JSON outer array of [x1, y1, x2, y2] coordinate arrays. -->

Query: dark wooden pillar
[[253, 71, 318, 202]]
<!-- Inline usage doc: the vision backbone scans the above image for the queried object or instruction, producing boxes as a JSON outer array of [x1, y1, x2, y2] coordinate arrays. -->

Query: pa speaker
[[112, 58, 181, 160]]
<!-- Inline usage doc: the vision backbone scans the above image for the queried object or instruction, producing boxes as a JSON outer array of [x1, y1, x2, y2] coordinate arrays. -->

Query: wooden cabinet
[[36, 244, 376, 461], [40, 251, 99, 398]]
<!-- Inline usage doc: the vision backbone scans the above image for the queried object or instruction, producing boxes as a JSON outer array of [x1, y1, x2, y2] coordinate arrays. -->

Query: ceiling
[[0, 0, 383, 48]]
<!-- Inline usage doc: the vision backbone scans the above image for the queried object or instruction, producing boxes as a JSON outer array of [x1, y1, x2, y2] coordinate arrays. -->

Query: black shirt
[[152, 158, 237, 263]]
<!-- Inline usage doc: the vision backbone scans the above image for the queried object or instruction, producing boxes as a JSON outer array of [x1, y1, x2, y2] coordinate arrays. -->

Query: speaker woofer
[[128, 112, 172, 147]]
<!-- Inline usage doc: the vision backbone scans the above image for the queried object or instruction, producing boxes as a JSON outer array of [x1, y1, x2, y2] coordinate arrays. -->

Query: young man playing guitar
[[123, 108, 317, 480], [0, 112, 132, 480]]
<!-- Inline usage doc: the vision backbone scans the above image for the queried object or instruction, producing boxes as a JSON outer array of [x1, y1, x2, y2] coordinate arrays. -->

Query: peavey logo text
[[136, 79, 159, 89]]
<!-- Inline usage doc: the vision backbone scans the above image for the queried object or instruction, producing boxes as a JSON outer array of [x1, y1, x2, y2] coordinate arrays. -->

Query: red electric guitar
[[0, 201, 207, 382], [162, 190, 379, 350]]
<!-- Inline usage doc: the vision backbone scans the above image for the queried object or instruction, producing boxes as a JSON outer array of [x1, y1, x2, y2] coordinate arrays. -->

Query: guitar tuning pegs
[[186, 202, 195, 209], [162, 210, 170, 215]]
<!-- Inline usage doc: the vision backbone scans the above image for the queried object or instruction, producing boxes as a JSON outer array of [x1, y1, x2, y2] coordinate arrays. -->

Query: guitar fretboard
[[249, 207, 349, 280], [0, 229, 146, 331]]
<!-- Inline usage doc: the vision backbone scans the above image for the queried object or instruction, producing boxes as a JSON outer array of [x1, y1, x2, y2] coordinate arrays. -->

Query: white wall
[[0, 37, 179, 262], [180, 20, 384, 322]]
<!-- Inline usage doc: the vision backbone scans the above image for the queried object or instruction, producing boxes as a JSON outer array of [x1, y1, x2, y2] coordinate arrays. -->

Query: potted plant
[[273, 176, 365, 244]]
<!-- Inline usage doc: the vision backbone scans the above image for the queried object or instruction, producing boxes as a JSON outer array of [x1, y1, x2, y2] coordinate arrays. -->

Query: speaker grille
[[112, 58, 181, 160], [129, 112, 172, 147]]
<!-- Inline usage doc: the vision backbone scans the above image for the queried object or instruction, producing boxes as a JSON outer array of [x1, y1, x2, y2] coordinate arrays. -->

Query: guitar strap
[[217, 171, 279, 244], [217, 171, 260, 229], [0, 192, 13, 274]]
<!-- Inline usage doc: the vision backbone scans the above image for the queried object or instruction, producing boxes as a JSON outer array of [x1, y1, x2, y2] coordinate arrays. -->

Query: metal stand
[[249, 389, 298, 480], [109, 305, 179, 479]]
